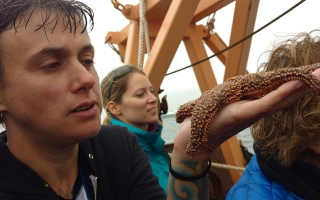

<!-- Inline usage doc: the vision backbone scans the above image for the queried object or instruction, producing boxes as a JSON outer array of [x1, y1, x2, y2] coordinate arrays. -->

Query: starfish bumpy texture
[[176, 63, 320, 156]]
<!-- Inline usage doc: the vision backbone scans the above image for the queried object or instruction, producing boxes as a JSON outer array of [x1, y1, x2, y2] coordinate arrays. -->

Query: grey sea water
[[159, 87, 254, 154], [161, 114, 254, 154]]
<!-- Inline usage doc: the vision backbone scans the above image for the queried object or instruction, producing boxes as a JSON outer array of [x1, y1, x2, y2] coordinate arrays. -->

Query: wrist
[[169, 158, 211, 181], [169, 152, 211, 180]]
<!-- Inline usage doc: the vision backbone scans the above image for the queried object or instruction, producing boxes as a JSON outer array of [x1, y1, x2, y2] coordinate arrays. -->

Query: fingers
[[234, 68, 320, 120], [313, 68, 320, 77], [173, 68, 320, 161], [247, 80, 308, 118], [207, 77, 316, 148]]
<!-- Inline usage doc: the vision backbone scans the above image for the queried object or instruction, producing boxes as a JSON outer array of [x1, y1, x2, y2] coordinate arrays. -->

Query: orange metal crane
[[105, 0, 259, 189]]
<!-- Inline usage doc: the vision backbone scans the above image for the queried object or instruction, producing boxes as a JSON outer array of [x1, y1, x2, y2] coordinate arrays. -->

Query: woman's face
[[0, 12, 102, 148], [114, 73, 159, 130]]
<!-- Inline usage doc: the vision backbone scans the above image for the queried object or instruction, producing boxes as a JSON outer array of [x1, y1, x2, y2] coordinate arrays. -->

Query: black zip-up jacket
[[0, 125, 166, 200]]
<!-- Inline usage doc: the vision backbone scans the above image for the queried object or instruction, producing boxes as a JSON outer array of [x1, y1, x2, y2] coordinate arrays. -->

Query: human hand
[[172, 68, 320, 162]]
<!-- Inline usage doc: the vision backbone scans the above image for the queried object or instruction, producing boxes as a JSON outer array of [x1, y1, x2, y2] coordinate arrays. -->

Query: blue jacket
[[110, 118, 169, 193], [226, 154, 305, 200]]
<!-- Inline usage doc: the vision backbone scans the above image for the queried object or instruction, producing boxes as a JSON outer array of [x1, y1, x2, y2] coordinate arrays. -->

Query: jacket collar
[[110, 118, 165, 152], [255, 144, 320, 199], [0, 132, 57, 199]]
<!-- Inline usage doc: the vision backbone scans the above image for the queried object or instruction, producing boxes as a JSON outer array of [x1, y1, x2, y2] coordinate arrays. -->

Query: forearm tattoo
[[167, 160, 209, 200]]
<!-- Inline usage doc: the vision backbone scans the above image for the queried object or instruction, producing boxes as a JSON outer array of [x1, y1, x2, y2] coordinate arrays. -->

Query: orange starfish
[[176, 63, 320, 156]]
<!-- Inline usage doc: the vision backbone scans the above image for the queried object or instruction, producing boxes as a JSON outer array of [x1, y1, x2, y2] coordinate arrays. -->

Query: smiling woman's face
[[113, 73, 159, 130]]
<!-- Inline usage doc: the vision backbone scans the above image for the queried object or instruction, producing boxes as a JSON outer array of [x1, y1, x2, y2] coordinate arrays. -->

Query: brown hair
[[100, 65, 146, 124], [252, 30, 320, 166]]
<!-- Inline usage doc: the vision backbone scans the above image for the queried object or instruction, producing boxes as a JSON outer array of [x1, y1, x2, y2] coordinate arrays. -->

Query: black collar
[[255, 144, 320, 200]]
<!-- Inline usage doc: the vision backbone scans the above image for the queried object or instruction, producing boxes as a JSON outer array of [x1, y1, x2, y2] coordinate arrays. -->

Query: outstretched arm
[[166, 68, 320, 200]]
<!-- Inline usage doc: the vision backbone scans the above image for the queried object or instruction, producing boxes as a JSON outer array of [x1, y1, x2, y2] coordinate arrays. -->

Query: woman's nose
[[70, 61, 96, 92], [148, 93, 158, 104]]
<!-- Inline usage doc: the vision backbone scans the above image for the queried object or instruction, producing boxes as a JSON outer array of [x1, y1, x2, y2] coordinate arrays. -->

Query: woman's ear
[[308, 142, 320, 154], [107, 101, 121, 115]]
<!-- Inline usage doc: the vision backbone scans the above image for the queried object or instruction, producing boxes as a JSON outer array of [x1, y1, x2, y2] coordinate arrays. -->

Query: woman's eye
[[137, 93, 144, 97], [81, 59, 94, 68], [43, 62, 60, 70]]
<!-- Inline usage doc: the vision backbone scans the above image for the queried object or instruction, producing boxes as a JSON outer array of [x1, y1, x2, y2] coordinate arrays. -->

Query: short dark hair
[[0, 0, 94, 34]]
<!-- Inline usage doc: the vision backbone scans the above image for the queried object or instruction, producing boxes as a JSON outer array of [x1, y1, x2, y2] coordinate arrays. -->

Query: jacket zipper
[[94, 177, 97, 200], [89, 175, 98, 200]]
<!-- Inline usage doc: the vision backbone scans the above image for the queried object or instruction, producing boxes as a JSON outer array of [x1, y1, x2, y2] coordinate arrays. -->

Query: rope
[[106, 42, 124, 62], [138, 0, 151, 70], [211, 162, 245, 172], [165, 0, 306, 76], [167, 152, 245, 172]]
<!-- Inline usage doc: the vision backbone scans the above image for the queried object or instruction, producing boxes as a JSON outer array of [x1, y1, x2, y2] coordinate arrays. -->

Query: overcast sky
[[79, 0, 320, 90], [74, 0, 320, 116]]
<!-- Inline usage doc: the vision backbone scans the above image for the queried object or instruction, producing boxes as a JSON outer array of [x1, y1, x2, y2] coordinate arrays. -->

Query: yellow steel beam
[[105, 24, 129, 60], [192, 0, 235, 23], [119, 0, 235, 23], [105, 0, 237, 47], [223, 0, 259, 80], [202, 29, 250, 74], [106, 22, 162, 53], [184, 24, 218, 92], [143, 0, 201, 94], [123, 21, 140, 66], [202, 30, 228, 65], [117, 0, 171, 22], [220, 140, 245, 182], [147, 23, 162, 44], [239, 0, 259, 75], [105, 24, 129, 44]]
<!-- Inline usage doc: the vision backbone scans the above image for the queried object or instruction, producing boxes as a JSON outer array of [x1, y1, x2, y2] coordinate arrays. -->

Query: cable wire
[[165, 0, 306, 76]]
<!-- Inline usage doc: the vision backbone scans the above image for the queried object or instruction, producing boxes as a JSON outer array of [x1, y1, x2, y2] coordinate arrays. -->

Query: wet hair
[[0, 0, 94, 125], [100, 65, 146, 124], [0, 0, 94, 34], [252, 29, 320, 166]]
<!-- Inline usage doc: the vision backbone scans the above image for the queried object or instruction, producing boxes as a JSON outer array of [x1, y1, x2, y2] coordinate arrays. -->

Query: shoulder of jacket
[[92, 124, 137, 145]]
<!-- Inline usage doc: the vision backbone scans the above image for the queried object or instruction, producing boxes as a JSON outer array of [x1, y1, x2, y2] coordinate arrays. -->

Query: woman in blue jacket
[[227, 30, 320, 200], [101, 65, 169, 193]]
